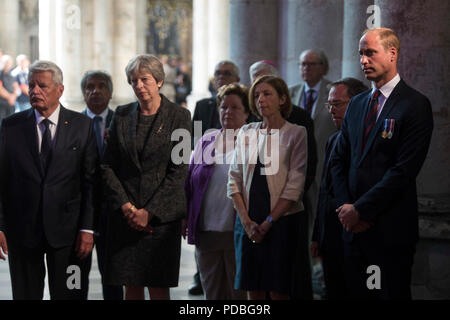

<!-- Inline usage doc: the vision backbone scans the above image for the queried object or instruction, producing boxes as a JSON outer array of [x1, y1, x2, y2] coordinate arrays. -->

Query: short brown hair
[[363, 28, 400, 55], [216, 83, 250, 115], [249, 75, 292, 120]]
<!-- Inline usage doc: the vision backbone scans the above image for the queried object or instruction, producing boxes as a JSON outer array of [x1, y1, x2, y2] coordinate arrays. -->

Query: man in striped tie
[[329, 28, 433, 300]]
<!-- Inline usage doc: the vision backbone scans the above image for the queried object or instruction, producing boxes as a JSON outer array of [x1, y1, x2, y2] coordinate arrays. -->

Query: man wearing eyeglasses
[[289, 50, 337, 299], [310, 78, 368, 300], [191, 60, 241, 150], [290, 50, 337, 190]]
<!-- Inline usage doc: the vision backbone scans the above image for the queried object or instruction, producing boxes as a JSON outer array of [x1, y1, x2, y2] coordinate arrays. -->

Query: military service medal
[[381, 119, 389, 139], [387, 119, 395, 139]]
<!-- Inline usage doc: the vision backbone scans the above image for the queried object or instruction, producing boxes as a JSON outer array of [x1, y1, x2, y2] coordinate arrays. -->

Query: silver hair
[[29, 60, 63, 85], [215, 60, 240, 78], [249, 60, 279, 83], [299, 49, 329, 75], [125, 54, 165, 85], [80, 70, 113, 95]]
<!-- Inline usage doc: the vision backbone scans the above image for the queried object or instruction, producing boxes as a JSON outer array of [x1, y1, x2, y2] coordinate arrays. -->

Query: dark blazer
[[82, 107, 114, 230], [192, 97, 221, 135], [81, 108, 114, 155], [101, 96, 191, 230], [0, 106, 98, 248], [288, 106, 317, 193], [312, 131, 342, 251], [329, 80, 433, 246], [191, 97, 221, 149]]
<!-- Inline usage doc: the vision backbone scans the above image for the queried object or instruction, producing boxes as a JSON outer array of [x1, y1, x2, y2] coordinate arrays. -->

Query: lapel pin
[[157, 124, 163, 134], [64, 121, 69, 125]]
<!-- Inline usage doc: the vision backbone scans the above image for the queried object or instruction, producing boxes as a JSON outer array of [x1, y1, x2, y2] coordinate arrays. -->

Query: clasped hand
[[122, 203, 150, 232], [244, 220, 272, 244], [337, 204, 371, 233]]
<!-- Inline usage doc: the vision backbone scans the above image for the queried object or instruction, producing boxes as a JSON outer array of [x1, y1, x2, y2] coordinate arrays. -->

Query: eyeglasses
[[324, 100, 349, 111], [214, 70, 234, 77], [299, 62, 322, 68]]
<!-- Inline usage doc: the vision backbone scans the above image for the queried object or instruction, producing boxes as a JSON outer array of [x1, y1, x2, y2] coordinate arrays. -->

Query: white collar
[[86, 107, 109, 120], [304, 79, 322, 93], [372, 74, 401, 99], [34, 104, 61, 126]]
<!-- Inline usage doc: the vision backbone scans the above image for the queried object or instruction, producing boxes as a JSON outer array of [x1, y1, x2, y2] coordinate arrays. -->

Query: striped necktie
[[305, 89, 315, 115], [40, 118, 52, 172], [362, 90, 381, 151]]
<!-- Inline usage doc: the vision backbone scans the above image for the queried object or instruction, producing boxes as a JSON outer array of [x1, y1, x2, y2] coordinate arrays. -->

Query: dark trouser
[[290, 211, 313, 299], [321, 246, 347, 300], [8, 237, 91, 300], [95, 210, 124, 300], [343, 238, 415, 300]]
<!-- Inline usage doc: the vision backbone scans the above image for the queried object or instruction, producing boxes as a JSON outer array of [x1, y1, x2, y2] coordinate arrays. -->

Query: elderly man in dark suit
[[80, 70, 123, 300], [330, 28, 433, 300], [311, 77, 368, 300], [0, 60, 98, 300], [191, 60, 240, 147]]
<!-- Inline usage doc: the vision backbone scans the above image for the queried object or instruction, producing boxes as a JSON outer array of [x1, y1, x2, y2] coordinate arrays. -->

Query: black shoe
[[188, 283, 203, 295], [188, 275, 203, 295]]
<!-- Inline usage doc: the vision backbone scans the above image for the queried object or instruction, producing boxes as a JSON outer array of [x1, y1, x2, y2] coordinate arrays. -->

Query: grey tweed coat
[[101, 95, 191, 287]]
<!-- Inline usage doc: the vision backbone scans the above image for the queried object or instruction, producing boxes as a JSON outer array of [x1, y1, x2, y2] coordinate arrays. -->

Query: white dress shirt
[[372, 73, 401, 120]]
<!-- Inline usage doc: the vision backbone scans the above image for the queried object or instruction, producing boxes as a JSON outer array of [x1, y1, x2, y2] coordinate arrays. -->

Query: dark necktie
[[93, 116, 103, 154], [40, 118, 52, 172], [362, 90, 381, 151], [305, 89, 315, 115]]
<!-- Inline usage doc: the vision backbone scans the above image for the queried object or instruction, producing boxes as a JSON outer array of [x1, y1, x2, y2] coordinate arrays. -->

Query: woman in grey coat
[[101, 54, 191, 300]]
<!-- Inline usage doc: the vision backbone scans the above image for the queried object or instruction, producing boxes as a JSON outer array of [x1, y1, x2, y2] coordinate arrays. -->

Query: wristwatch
[[265, 215, 274, 223]]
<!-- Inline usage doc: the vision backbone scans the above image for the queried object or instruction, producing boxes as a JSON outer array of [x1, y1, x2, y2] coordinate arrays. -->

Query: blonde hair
[[363, 28, 400, 55]]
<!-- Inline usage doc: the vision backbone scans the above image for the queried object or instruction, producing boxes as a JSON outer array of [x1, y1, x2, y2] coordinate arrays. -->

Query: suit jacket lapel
[[122, 102, 141, 171], [357, 93, 372, 159], [312, 81, 326, 120], [105, 108, 114, 128], [359, 81, 403, 164], [44, 105, 70, 179], [24, 108, 44, 177]]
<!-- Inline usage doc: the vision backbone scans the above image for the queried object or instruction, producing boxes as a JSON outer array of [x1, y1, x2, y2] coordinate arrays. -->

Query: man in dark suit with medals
[[329, 28, 434, 299]]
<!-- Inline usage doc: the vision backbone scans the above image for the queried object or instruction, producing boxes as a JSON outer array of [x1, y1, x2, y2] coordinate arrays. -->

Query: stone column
[[229, 0, 279, 86], [39, 0, 83, 109], [92, 0, 114, 73], [186, 0, 211, 115], [0, 0, 20, 58], [342, 0, 373, 85], [112, 0, 143, 106], [375, 0, 450, 299], [208, 0, 230, 75], [279, 0, 344, 86]]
